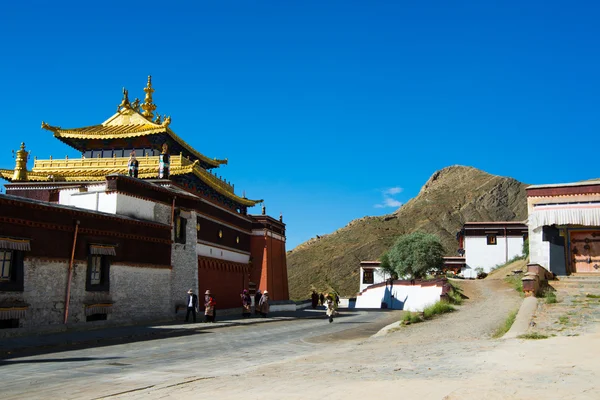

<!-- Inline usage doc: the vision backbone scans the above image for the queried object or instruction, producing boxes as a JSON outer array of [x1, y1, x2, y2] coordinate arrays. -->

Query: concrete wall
[[359, 267, 388, 293], [463, 236, 524, 278], [355, 283, 443, 312]]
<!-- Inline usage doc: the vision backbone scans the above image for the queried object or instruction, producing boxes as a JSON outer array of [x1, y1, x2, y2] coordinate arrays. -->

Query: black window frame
[[487, 234, 497, 245], [86, 255, 110, 292], [175, 212, 187, 244], [363, 269, 374, 284], [0, 250, 24, 292]]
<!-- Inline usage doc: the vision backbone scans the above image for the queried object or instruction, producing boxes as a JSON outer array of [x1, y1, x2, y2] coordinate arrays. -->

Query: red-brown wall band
[[250, 234, 289, 301], [197, 257, 249, 310]]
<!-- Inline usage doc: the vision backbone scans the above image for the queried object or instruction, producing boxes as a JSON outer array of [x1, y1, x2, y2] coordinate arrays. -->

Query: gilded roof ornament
[[132, 98, 141, 111], [41, 121, 60, 134], [162, 116, 171, 127], [12, 142, 29, 181], [117, 87, 131, 112], [141, 75, 157, 120]]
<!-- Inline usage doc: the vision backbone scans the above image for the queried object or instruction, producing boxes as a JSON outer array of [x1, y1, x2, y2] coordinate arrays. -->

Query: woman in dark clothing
[[254, 290, 262, 316], [241, 289, 252, 317]]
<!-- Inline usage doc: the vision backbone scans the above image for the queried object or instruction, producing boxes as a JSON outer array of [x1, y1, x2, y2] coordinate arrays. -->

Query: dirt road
[[109, 274, 600, 399]]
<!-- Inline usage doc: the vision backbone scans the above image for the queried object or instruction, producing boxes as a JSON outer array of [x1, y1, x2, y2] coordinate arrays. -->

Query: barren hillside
[[287, 166, 528, 299]]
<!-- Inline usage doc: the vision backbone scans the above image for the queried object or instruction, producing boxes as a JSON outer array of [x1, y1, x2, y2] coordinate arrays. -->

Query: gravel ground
[[117, 276, 598, 400]]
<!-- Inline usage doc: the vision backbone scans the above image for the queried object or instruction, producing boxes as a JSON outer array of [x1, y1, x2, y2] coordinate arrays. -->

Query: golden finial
[[117, 87, 131, 111], [141, 75, 157, 120], [12, 142, 29, 181]]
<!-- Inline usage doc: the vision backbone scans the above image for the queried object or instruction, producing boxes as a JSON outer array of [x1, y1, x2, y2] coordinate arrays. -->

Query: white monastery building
[[457, 221, 528, 278], [527, 180, 600, 275]]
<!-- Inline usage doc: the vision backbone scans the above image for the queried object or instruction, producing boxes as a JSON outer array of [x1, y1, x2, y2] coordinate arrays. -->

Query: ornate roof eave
[[1, 164, 262, 206], [0, 168, 60, 182], [41, 117, 227, 169], [177, 161, 261, 207]]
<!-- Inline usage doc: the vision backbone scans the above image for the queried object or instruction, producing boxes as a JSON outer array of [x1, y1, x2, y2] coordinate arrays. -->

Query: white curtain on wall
[[529, 205, 600, 230]]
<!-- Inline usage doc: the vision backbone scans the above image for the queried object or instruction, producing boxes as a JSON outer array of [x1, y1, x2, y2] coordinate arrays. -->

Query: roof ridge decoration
[[117, 87, 131, 112], [141, 75, 157, 120]]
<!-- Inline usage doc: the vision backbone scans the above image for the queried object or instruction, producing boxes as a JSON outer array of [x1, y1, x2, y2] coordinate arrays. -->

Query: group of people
[[311, 290, 340, 323], [241, 289, 270, 318], [185, 288, 271, 324], [184, 289, 216, 323]]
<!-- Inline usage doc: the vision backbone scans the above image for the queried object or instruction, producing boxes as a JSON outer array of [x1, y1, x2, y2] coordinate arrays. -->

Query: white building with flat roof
[[457, 221, 528, 278]]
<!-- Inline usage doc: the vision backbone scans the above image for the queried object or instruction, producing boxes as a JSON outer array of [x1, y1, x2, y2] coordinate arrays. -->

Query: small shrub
[[422, 301, 455, 320], [522, 238, 529, 258], [504, 274, 524, 294], [544, 290, 557, 304], [558, 315, 569, 324], [517, 332, 548, 340], [402, 312, 422, 324], [447, 282, 464, 305], [493, 309, 518, 338], [585, 294, 600, 299]]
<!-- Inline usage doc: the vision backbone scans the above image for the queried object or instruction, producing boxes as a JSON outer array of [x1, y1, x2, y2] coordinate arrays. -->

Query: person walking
[[241, 289, 252, 317], [311, 290, 319, 309], [326, 293, 336, 323], [259, 290, 270, 318], [319, 292, 325, 306], [185, 289, 198, 323], [254, 290, 262, 316], [204, 290, 216, 323]]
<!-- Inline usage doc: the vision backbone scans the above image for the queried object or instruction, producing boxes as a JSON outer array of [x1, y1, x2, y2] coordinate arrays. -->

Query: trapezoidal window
[[363, 269, 374, 284]]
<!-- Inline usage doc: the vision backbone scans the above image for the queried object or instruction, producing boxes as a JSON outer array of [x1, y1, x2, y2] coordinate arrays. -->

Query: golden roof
[[41, 77, 227, 168], [0, 154, 261, 207]]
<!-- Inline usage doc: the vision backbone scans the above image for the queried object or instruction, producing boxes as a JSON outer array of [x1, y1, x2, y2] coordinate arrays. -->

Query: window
[[363, 269, 374, 284], [90, 256, 102, 285], [175, 213, 187, 244], [487, 234, 497, 245], [0, 249, 24, 292], [0, 250, 12, 282], [86, 255, 110, 292]]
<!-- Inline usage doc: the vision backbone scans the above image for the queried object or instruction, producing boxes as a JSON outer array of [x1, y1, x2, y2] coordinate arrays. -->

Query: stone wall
[[110, 264, 172, 322], [170, 210, 199, 310], [0, 257, 174, 338]]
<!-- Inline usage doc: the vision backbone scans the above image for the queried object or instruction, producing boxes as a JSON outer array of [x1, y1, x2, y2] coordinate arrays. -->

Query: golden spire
[[141, 75, 157, 120], [12, 142, 29, 181]]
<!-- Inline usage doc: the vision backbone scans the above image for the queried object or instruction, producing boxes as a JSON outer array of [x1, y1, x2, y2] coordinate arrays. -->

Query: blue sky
[[1, 1, 599, 249]]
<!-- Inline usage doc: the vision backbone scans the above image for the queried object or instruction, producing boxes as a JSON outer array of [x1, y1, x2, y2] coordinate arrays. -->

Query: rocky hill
[[287, 166, 528, 300]]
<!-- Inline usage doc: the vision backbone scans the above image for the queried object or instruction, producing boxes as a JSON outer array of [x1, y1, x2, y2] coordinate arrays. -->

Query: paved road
[[1, 309, 402, 400]]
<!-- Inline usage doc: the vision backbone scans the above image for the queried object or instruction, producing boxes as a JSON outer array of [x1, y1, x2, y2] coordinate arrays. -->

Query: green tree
[[381, 232, 445, 279]]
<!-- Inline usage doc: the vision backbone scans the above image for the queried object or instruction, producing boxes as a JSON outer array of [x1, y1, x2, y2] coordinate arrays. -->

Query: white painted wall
[[528, 226, 549, 270], [355, 283, 443, 312], [463, 236, 524, 278], [196, 242, 250, 264], [58, 184, 106, 206], [359, 267, 388, 292], [114, 193, 156, 221]]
